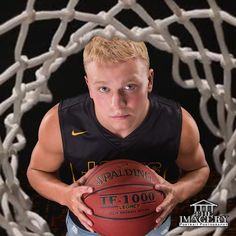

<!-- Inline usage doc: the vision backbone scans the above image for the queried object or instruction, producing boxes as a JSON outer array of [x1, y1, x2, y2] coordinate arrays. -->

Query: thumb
[[155, 183, 171, 196], [79, 166, 99, 184]]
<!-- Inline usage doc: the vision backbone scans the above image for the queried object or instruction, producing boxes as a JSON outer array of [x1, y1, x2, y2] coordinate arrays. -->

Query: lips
[[110, 114, 130, 119]]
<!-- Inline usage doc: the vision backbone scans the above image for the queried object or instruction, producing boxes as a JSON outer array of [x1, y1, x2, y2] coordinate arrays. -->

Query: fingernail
[[87, 210, 93, 215], [156, 207, 161, 212], [155, 185, 160, 189], [156, 219, 159, 224]]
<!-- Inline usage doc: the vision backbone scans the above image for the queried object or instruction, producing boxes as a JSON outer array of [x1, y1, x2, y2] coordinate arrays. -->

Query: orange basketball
[[83, 159, 164, 236]]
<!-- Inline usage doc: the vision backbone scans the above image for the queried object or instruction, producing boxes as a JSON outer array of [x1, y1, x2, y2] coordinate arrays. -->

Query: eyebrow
[[93, 80, 138, 86], [92, 76, 139, 85], [92, 81, 109, 85]]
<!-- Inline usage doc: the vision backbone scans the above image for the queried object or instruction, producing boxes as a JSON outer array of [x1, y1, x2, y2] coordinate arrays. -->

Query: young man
[[27, 36, 210, 236]]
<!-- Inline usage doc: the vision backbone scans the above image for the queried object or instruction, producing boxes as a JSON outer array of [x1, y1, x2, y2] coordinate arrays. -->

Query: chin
[[111, 124, 133, 134]]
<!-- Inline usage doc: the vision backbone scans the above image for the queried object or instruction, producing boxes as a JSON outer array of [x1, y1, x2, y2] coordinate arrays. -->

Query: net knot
[[103, 25, 117, 39], [24, 9, 36, 24], [119, 0, 136, 9], [18, 55, 29, 70], [131, 26, 145, 40], [60, 8, 75, 22], [176, 10, 190, 24], [97, 11, 113, 27]]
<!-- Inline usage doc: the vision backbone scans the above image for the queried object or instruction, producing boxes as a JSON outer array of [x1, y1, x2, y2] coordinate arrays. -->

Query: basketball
[[83, 159, 164, 236]]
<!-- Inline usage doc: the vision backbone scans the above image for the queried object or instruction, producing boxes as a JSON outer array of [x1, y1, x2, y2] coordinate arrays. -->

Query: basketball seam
[[83, 183, 157, 199], [92, 211, 157, 220]]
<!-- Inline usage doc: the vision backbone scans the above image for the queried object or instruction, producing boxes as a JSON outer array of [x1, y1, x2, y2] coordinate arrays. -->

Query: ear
[[147, 69, 154, 92], [84, 75, 88, 85], [84, 75, 93, 99]]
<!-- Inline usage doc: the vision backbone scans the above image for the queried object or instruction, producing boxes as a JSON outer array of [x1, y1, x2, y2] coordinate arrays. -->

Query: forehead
[[86, 59, 147, 80]]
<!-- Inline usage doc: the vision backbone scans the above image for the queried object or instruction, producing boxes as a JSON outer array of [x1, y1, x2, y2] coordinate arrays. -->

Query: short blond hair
[[83, 36, 150, 70]]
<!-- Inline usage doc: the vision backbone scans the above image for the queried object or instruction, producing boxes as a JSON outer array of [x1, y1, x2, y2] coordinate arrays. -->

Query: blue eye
[[99, 87, 110, 93]]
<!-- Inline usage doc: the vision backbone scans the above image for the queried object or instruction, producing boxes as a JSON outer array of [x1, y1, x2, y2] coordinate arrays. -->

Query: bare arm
[[153, 107, 210, 227], [27, 104, 67, 204], [27, 104, 94, 232], [173, 108, 210, 202]]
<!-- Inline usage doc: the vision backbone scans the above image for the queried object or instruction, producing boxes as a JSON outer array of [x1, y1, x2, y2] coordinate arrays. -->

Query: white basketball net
[[0, 0, 235, 235]]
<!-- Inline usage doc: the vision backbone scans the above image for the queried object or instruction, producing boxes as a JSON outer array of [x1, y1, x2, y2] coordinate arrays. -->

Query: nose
[[111, 91, 127, 109]]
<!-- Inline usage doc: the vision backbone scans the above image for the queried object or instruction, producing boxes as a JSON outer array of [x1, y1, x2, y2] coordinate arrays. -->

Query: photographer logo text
[[179, 200, 228, 227]]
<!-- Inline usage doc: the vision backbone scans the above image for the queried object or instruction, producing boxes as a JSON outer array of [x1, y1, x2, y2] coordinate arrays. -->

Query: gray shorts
[[66, 214, 171, 236]]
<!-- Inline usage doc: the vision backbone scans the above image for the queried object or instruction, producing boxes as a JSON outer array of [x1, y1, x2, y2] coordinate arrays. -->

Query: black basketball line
[[83, 183, 158, 200], [85, 159, 153, 183], [85, 159, 133, 182], [92, 211, 157, 220], [141, 201, 156, 205], [99, 188, 155, 197], [100, 199, 157, 209]]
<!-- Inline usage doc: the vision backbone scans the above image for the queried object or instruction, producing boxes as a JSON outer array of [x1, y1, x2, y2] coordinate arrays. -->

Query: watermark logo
[[179, 199, 228, 227]]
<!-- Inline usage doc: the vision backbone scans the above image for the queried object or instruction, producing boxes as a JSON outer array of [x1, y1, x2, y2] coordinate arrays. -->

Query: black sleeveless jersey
[[58, 93, 182, 227]]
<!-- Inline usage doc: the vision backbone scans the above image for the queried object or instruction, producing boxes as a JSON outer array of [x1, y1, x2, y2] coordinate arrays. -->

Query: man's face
[[85, 58, 153, 138]]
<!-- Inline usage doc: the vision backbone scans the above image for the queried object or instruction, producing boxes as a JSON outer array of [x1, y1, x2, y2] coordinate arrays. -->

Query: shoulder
[[30, 104, 64, 172], [38, 104, 62, 151], [39, 104, 59, 132], [176, 107, 208, 172], [177, 107, 202, 168], [180, 108, 200, 152]]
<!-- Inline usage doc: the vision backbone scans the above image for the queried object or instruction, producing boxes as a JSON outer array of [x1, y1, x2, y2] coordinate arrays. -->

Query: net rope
[[0, 0, 235, 235]]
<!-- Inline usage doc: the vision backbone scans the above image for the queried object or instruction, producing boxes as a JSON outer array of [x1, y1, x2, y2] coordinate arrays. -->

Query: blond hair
[[83, 36, 150, 70]]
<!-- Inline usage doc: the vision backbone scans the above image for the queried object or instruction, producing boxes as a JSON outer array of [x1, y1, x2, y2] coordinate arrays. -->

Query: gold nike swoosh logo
[[71, 130, 87, 136]]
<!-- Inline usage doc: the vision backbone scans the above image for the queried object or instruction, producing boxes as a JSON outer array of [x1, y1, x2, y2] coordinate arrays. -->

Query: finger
[[82, 223, 95, 233], [156, 191, 173, 214], [80, 166, 99, 183], [155, 183, 171, 195], [155, 195, 172, 213], [71, 207, 94, 231], [79, 212, 94, 228], [78, 200, 93, 216], [77, 186, 94, 196], [146, 166, 166, 183], [87, 165, 98, 174], [155, 205, 172, 228], [70, 181, 80, 187], [156, 200, 175, 228], [82, 225, 94, 233], [155, 175, 166, 184], [77, 172, 91, 185], [155, 213, 167, 228], [77, 177, 85, 185]]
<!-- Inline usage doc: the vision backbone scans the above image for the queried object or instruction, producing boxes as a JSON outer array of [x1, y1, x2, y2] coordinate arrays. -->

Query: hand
[[147, 167, 181, 229], [63, 167, 97, 232]]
